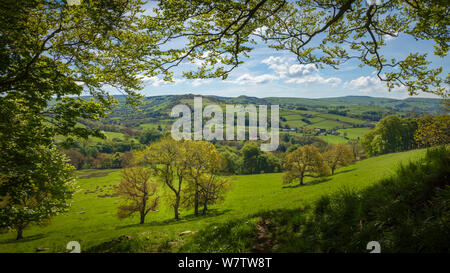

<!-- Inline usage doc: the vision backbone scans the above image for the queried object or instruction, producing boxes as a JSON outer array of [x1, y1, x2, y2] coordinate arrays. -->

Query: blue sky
[[136, 4, 448, 100]]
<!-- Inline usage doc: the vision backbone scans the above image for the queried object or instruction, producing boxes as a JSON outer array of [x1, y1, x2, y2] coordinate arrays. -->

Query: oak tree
[[283, 145, 331, 186], [184, 141, 222, 216], [324, 143, 354, 174], [116, 166, 159, 225], [138, 138, 188, 220], [198, 174, 230, 215]]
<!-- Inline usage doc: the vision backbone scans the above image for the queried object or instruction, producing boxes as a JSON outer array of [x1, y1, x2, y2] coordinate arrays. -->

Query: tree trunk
[[194, 181, 199, 216], [300, 173, 304, 185], [16, 227, 23, 240], [202, 198, 208, 215], [174, 194, 180, 220], [140, 197, 146, 224], [140, 211, 145, 224]]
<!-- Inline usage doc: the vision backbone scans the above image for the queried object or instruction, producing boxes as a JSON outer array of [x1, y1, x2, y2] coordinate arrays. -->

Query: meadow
[[0, 148, 427, 253]]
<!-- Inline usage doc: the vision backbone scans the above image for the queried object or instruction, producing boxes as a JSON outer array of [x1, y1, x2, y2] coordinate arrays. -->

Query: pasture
[[0, 149, 426, 252]]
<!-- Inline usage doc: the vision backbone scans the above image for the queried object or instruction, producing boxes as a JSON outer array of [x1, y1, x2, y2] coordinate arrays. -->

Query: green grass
[[55, 131, 127, 144], [102, 131, 126, 141], [0, 149, 427, 253], [337, 127, 371, 140], [306, 120, 345, 130], [317, 134, 348, 144], [182, 147, 449, 253]]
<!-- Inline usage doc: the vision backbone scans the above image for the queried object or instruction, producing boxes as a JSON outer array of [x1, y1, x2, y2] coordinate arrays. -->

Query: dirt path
[[252, 216, 275, 252]]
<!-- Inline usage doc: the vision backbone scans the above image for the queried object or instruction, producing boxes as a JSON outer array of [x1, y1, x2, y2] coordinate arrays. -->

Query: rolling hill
[[0, 148, 427, 253]]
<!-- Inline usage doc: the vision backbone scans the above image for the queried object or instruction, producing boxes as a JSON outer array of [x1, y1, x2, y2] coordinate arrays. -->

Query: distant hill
[[73, 94, 446, 140], [90, 94, 445, 113]]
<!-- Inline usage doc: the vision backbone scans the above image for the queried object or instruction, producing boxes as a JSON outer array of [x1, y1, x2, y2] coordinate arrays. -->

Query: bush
[[286, 146, 450, 252]]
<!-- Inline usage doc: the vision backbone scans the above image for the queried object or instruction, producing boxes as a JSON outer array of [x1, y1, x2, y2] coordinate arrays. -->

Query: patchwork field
[[0, 149, 427, 253]]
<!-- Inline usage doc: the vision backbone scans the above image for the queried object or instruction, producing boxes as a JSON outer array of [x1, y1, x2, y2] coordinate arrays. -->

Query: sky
[[134, 3, 448, 100]]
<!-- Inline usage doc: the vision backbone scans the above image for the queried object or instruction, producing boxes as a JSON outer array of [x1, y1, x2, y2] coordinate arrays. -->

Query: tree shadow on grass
[[333, 168, 356, 175], [282, 167, 357, 189], [0, 233, 45, 244], [282, 177, 332, 188], [115, 208, 232, 230]]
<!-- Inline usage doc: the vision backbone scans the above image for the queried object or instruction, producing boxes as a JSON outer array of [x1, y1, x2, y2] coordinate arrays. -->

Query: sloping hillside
[[0, 149, 427, 253]]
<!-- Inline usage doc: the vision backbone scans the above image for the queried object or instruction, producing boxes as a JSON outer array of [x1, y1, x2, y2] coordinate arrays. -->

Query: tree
[[184, 141, 222, 216], [139, 129, 163, 145], [138, 138, 187, 220], [183, 173, 230, 215], [348, 140, 364, 161], [115, 166, 159, 224], [414, 115, 450, 147], [155, 0, 448, 98], [218, 147, 241, 174], [0, 145, 75, 240], [0, 98, 76, 240], [283, 145, 331, 186], [323, 143, 353, 174], [1, 1, 176, 142], [65, 149, 86, 170], [241, 142, 261, 174], [121, 151, 134, 168], [197, 174, 230, 215], [0, 1, 174, 238], [361, 115, 417, 156]]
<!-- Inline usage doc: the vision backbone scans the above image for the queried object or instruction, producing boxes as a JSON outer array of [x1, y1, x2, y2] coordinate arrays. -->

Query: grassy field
[[317, 134, 348, 144], [337, 127, 371, 140], [55, 130, 127, 144], [0, 149, 427, 253]]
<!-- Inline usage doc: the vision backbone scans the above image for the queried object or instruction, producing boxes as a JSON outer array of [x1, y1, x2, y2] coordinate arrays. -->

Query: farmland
[[0, 149, 427, 253]]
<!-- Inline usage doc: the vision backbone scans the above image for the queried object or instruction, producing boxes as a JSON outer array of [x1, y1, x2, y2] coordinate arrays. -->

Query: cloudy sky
[[136, 4, 448, 100]]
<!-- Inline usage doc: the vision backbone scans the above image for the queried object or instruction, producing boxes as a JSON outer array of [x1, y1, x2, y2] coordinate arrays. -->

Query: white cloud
[[252, 26, 268, 36], [286, 75, 341, 86], [384, 31, 398, 41], [345, 75, 407, 97], [261, 56, 287, 74], [228, 73, 278, 85], [141, 76, 171, 87], [140, 76, 184, 87], [347, 75, 382, 91], [287, 64, 317, 78], [191, 78, 212, 87], [262, 56, 341, 86]]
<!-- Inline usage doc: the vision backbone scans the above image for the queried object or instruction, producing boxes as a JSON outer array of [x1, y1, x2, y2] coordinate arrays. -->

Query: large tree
[[361, 115, 417, 156], [324, 143, 354, 174], [184, 140, 222, 216], [155, 0, 449, 98], [283, 145, 331, 186], [0, 0, 172, 238], [241, 142, 261, 174], [115, 166, 159, 225], [0, 98, 76, 240], [197, 174, 230, 215], [138, 138, 188, 220], [0, 0, 174, 140]]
